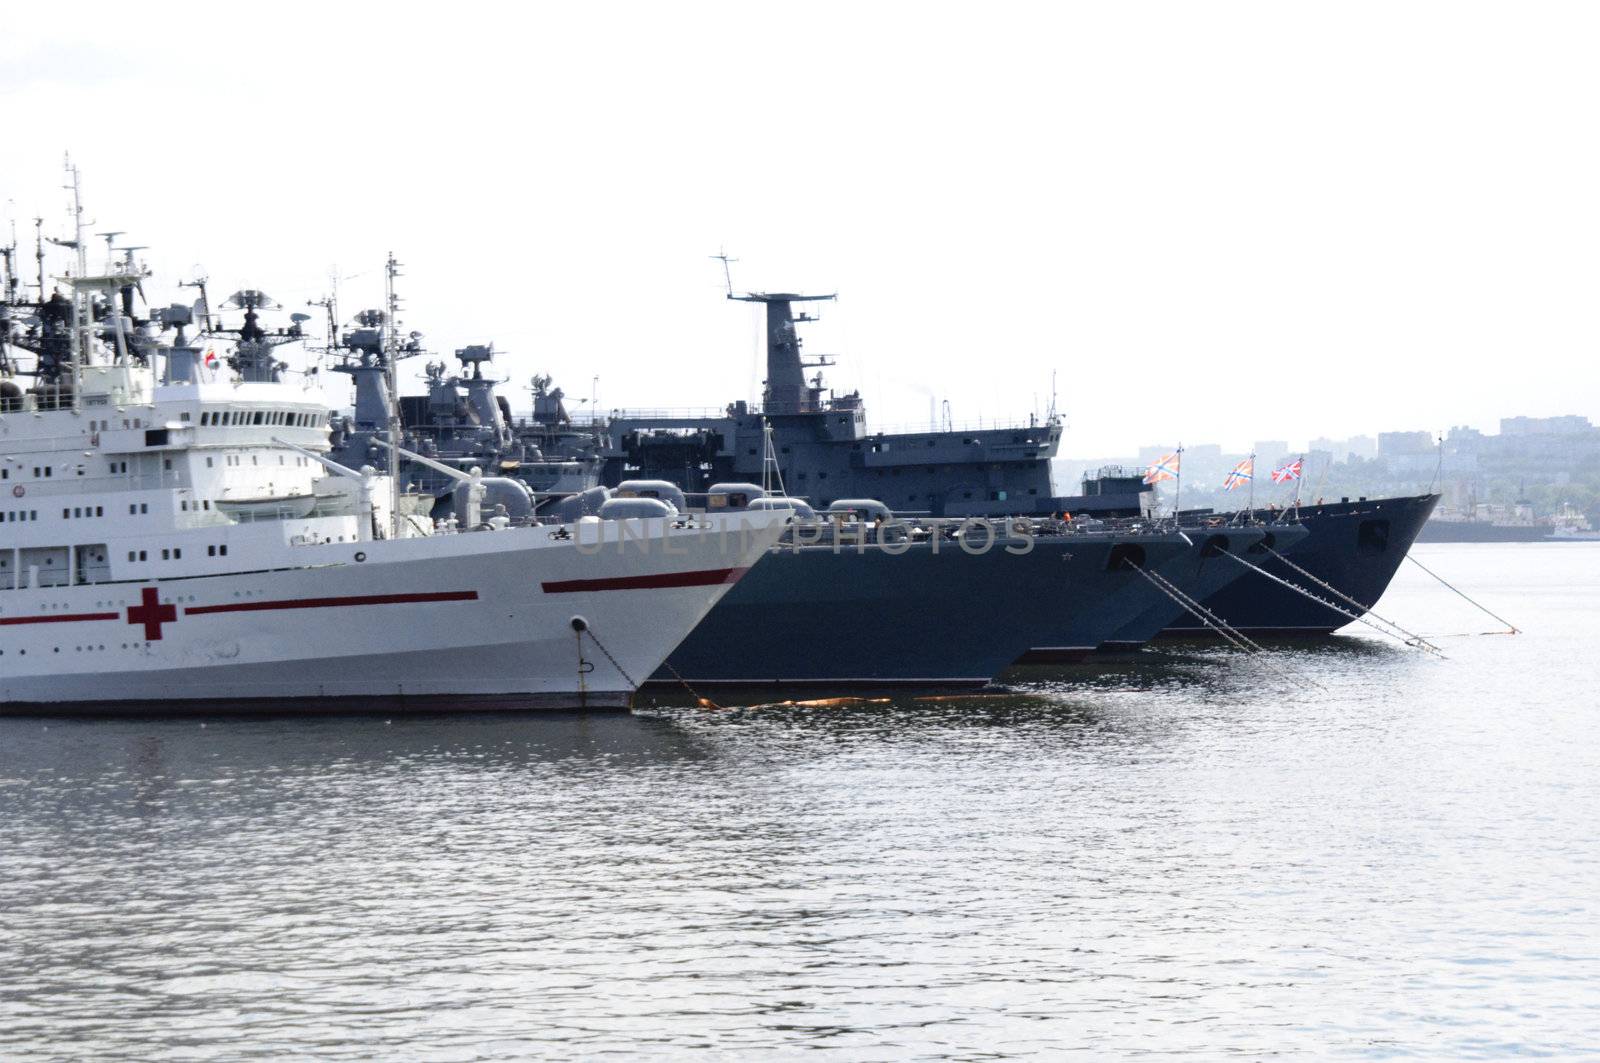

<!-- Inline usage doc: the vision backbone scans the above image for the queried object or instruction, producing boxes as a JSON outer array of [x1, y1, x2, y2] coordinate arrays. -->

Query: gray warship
[[581, 273, 1434, 641], [324, 313, 599, 517]]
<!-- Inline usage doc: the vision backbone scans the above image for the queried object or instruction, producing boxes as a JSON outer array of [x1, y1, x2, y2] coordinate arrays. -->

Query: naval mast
[[383, 252, 403, 538]]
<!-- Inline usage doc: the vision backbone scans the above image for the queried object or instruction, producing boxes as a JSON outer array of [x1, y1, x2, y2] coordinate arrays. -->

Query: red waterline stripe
[[0, 611, 119, 627], [541, 566, 748, 594], [185, 590, 479, 616]]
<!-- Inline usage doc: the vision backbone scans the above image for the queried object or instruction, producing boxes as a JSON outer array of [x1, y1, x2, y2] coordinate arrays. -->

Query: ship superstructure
[[328, 325, 600, 513], [596, 284, 1066, 516]]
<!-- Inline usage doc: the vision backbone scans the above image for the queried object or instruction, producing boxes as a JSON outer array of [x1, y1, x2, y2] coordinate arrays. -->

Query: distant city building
[[1345, 435, 1376, 460], [1074, 413, 1600, 522], [1378, 430, 1434, 456], [1499, 415, 1592, 436], [1253, 440, 1288, 463]]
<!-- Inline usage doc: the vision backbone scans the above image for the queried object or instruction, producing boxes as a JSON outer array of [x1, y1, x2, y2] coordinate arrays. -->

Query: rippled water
[[2, 543, 1597, 1059]]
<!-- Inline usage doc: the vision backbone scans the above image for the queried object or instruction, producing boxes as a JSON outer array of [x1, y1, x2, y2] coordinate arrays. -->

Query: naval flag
[[1269, 458, 1304, 484], [1222, 457, 1254, 491], [1143, 452, 1181, 485]]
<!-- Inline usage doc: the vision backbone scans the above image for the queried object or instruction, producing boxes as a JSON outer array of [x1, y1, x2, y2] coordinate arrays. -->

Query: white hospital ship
[[0, 179, 779, 712]]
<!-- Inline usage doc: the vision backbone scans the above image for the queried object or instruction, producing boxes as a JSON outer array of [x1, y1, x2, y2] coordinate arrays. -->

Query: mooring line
[[1404, 553, 1521, 635], [1225, 551, 1445, 657], [1261, 544, 1440, 651]]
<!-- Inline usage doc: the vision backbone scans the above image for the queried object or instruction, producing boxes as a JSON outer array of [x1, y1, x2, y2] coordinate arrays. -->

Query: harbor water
[[2, 543, 1596, 1059]]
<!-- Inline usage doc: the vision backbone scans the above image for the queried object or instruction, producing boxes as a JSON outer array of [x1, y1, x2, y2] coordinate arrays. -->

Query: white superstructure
[[0, 199, 782, 712]]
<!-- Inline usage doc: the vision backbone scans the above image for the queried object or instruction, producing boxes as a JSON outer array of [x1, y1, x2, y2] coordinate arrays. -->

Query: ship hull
[[1, 518, 780, 713], [652, 531, 1195, 688], [1160, 494, 1438, 637]]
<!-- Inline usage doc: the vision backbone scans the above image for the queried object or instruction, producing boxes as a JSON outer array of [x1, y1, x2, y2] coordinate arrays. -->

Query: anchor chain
[[1127, 561, 1325, 691], [581, 626, 639, 690], [661, 659, 725, 711]]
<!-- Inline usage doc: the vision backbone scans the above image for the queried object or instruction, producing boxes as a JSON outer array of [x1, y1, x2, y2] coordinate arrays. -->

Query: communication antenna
[[179, 273, 212, 331], [63, 157, 88, 413], [383, 251, 404, 538], [33, 217, 44, 297], [711, 249, 738, 297]]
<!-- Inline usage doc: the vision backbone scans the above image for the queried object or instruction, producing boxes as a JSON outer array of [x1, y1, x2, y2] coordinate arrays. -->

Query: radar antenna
[[711, 249, 738, 298]]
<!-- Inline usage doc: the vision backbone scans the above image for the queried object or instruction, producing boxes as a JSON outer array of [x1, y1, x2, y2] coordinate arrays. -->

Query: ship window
[[129, 504, 137, 514], [174, 548, 181, 559], [145, 429, 170, 447], [161, 549, 170, 560], [128, 551, 136, 562], [206, 457, 213, 467], [96, 506, 103, 516], [141, 504, 148, 514], [208, 545, 215, 556], [181, 412, 191, 422], [220, 545, 227, 556], [138, 551, 146, 561], [253, 412, 265, 425]]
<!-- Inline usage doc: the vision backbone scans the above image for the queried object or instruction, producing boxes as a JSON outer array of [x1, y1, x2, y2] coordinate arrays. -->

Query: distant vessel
[[0, 191, 782, 712], [1551, 504, 1600, 541], [1416, 500, 1554, 543]]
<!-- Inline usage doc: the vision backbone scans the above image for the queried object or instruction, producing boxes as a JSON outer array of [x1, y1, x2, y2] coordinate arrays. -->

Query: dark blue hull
[[1162, 494, 1439, 637], [653, 532, 1197, 688]]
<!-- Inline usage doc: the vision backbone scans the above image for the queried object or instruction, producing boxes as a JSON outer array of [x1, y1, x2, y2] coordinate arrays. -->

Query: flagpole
[[1292, 452, 1304, 513], [1173, 444, 1184, 518], [1247, 451, 1256, 515]]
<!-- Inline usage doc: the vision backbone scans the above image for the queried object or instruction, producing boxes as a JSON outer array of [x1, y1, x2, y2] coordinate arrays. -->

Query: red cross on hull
[[127, 587, 178, 640]]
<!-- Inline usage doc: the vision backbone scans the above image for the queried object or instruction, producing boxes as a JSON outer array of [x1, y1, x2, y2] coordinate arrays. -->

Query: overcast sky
[[4, 1, 1597, 457]]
